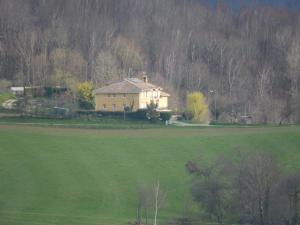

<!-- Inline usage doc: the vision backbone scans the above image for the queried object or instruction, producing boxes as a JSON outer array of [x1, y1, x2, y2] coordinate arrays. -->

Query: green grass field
[[0, 125, 299, 225]]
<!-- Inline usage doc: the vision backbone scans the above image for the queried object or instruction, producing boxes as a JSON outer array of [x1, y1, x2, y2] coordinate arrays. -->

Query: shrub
[[145, 102, 160, 122], [52, 107, 69, 118], [186, 92, 210, 122], [129, 109, 147, 120], [182, 111, 193, 120], [160, 112, 172, 121], [78, 99, 94, 109], [77, 82, 94, 109]]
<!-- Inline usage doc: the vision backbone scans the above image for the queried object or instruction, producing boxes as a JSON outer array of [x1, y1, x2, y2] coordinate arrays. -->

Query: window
[[112, 104, 116, 111], [102, 104, 106, 109]]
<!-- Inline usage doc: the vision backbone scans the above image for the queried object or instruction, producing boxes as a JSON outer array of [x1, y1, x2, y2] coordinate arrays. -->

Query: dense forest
[[0, 0, 299, 123]]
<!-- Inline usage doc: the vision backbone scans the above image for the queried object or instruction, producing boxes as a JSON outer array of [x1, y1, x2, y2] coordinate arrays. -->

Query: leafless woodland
[[0, 0, 299, 123]]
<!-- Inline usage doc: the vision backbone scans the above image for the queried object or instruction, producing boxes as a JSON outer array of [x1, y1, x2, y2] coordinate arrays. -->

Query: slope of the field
[[0, 125, 299, 225]]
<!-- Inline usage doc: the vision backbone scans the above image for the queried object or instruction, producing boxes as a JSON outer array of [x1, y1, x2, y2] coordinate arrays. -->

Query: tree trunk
[[154, 181, 159, 225]]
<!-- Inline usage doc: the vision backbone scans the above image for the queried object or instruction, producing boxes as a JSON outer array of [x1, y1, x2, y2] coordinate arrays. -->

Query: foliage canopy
[[186, 92, 210, 123], [77, 81, 94, 109]]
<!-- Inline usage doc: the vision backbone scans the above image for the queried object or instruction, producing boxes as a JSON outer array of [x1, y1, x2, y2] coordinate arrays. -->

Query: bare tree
[[272, 172, 300, 225], [136, 184, 152, 225], [154, 180, 160, 225], [135, 181, 165, 225], [153, 180, 166, 225], [94, 50, 120, 86], [233, 153, 279, 225], [187, 157, 231, 225]]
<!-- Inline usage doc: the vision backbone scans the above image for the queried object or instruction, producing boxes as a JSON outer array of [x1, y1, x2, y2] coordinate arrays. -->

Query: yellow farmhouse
[[93, 76, 170, 112]]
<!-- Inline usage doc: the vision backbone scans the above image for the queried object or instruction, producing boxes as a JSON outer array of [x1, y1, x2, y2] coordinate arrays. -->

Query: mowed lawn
[[0, 125, 299, 225]]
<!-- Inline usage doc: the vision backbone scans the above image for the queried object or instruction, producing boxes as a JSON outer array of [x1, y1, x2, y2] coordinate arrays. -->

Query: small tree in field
[[186, 92, 210, 122], [135, 181, 165, 225]]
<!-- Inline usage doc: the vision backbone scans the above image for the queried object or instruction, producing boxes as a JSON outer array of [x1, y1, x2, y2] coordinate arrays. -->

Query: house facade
[[93, 76, 170, 112]]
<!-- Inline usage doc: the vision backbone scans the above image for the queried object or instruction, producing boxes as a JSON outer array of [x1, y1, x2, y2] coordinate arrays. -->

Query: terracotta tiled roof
[[93, 78, 169, 95], [125, 78, 158, 90], [93, 80, 140, 94]]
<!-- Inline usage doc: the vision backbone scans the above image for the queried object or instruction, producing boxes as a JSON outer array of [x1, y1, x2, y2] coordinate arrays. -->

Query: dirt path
[[168, 115, 210, 127]]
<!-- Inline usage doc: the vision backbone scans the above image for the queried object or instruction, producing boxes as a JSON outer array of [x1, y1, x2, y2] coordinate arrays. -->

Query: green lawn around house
[[0, 125, 299, 225]]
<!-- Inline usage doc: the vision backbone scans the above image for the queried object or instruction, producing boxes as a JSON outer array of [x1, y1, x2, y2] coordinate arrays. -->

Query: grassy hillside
[[0, 125, 299, 225]]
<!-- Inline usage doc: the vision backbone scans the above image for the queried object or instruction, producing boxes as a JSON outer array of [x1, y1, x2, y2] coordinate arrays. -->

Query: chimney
[[142, 72, 148, 83]]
